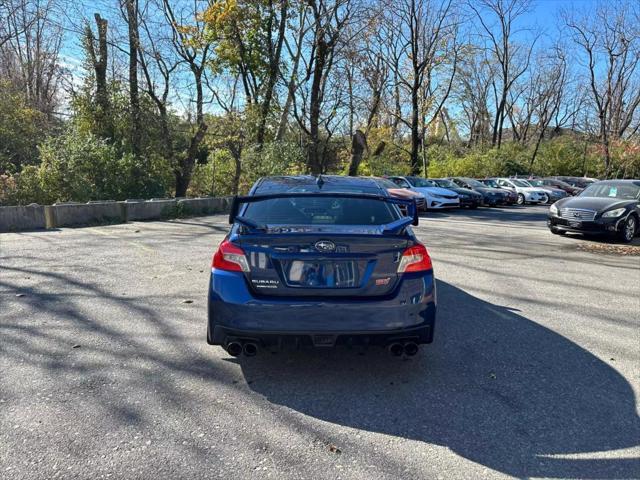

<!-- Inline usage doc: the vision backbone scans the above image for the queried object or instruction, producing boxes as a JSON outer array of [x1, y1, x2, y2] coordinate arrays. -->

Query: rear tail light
[[212, 239, 249, 272], [397, 243, 432, 273]]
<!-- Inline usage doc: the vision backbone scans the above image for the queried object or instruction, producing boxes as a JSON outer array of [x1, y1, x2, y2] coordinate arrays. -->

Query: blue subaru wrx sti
[[207, 175, 437, 357]]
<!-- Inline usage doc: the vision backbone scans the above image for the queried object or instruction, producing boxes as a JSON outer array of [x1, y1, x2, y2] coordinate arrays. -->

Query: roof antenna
[[316, 175, 324, 188]]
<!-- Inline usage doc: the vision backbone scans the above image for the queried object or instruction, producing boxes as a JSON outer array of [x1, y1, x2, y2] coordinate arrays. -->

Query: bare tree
[[455, 45, 494, 146], [566, 2, 640, 175], [276, 2, 310, 141], [389, 0, 459, 174], [84, 13, 112, 138], [122, 0, 142, 156], [255, 0, 288, 148], [162, 0, 213, 197], [527, 48, 568, 171], [1, 0, 66, 118], [137, 0, 180, 173], [292, 0, 357, 174], [469, 0, 537, 148], [0, 0, 36, 48]]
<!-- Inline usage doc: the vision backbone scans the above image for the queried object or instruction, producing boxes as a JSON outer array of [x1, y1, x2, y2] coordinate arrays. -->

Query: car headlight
[[549, 204, 558, 215], [460, 194, 469, 199], [602, 208, 626, 218]]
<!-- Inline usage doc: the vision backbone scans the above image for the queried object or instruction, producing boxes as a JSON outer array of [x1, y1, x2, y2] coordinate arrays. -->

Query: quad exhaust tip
[[388, 341, 419, 357], [226, 341, 242, 357], [404, 342, 419, 356], [243, 342, 258, 357], [388, 342, 404, 357]]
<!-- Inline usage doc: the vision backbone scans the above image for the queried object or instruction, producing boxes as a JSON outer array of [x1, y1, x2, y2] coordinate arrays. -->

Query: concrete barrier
[[177, 197, 230, 215], [125, 199, 177, 221], [1, 196, 232, 231], [47, 202, 126, 228], [0, 204, 46, 232]]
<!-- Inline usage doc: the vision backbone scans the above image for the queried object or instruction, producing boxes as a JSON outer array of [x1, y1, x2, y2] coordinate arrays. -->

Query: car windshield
[[242, 196, 399, 226], [376, 178, 400, 189], [460, 178, 484, 188], [527, 180, 545, 187], [407, 177, 437, 188], [579, 183, 640, 200], [512, 179, 531, 187], [548, 179, 571, 188], [433, 179, 457, 188], [482, 179, 499, 188]]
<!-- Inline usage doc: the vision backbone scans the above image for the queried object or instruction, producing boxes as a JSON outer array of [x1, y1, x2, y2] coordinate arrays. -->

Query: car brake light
[[397, 243, 432, 273], [212, 239, 249, 272]]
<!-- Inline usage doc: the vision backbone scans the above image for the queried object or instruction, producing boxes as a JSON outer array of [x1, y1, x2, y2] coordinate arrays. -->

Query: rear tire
[[517, 193, 525, 205], [619, 215, 637, 243]]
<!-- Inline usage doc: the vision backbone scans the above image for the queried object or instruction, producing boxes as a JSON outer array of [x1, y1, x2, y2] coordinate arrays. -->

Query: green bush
[[0, 82, 47, 174], [241, 141, 306, 188], [189, 150, 237, 197]]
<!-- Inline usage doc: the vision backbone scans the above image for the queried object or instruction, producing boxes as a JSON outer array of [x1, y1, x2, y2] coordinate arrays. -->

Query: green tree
[[0, 82, 47, 173]]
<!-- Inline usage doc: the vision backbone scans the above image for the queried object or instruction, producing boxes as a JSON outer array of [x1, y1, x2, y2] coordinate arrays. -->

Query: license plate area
[[282, 260, 359, 288], [569, 221, 582, 228]]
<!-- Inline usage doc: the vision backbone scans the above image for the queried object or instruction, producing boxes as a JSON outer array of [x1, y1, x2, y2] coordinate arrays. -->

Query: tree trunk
[[125, 0, 141, 156], [175, 70, 207, 197], [276, 5, 306, 142], [492, 93, 506, 147], [85, 14, 110, 138], [308, 40, 327, 175], [256, 0, 287, 148], [410, 78, 420, 175], [232, 148, 242, 195], [348, 130, 367, 176]]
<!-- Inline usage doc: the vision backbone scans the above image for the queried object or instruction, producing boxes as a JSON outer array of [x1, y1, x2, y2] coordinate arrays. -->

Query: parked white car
[[389, 176, 460, 209], [493, 178, 548, 205]]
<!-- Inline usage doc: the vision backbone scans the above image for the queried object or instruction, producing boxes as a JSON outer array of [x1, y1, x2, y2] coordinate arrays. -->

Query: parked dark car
[[208, 175, 436, 357], [540, 177, 582, 196], [547, 179, 640, 243], [478, 178, 518, 204], [431, 178, 482, 208], [448, 177, 509, 206], [552, 176, 596, 189], [524, 179, 568, 203]]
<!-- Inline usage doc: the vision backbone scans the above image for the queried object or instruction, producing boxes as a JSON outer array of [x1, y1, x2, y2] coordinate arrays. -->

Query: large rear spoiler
[[229, 192, 419, 233]]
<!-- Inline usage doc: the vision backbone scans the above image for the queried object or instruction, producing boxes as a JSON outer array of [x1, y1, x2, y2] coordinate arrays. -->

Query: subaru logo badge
[[315, 240, 336, 252]]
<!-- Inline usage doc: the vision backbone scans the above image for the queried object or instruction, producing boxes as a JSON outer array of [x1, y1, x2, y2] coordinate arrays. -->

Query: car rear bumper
[[210, 324, 434, 348], [208, 269, 437, 346], [547, 215, 622, 234]]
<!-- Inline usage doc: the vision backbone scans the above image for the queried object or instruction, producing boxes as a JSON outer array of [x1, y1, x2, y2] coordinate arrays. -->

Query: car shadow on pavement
[[235, 280, 640, 479]]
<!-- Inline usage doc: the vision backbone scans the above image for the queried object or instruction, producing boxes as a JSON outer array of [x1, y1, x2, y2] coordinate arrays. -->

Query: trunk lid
[[238, 232, 409, 297], [230, 192, 417, 298]]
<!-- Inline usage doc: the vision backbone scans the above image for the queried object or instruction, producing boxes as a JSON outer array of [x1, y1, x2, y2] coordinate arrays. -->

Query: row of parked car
[[377, 175, 596, 211], [378, 174, 639, 244]]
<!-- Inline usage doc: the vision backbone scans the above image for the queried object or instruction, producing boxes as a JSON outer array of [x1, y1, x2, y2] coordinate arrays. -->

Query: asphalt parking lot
[[1, 205, 639, 479]]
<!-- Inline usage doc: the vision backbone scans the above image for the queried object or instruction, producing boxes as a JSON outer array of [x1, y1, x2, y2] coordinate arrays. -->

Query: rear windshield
[[242, 196, 399, 226]]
